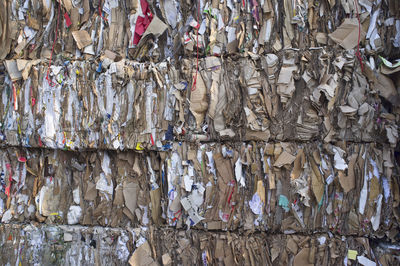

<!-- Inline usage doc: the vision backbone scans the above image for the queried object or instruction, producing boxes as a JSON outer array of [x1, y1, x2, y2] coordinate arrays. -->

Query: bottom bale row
[[0, 224, 398, 266]]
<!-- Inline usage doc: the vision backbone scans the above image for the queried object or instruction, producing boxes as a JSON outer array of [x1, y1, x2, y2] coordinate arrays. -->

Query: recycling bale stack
[[0, 0, 399, 265]]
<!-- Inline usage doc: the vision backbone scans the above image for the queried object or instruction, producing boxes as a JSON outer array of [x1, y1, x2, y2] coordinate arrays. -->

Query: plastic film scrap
[[0, 0, 400, 265]]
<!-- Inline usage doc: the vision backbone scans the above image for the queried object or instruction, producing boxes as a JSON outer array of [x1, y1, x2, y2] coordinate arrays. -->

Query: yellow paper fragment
[[348, 250, 358, 260], [135, 142, 144, 151]]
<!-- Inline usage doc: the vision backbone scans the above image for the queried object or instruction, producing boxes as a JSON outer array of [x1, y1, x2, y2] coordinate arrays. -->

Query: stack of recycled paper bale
[[0, 0, 399, 265]]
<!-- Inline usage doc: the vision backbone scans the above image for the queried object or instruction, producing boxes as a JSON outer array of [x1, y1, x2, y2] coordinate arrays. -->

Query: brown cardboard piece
[[190, 73, 208, 129], [84, 181, 97, 201], [291, 149, 305, 179], [62, 0, 73, 11], [274, 151, 296, 168], [113, 185, 124, 206], [150, 188, 161, 224], [108, 8, 125, 54], [277, 66, 297, 103], [4, 60, 22, 81], [381, 64, 400, 75], [339, 154, 357, 193], [123, 181, 139, 217], [214, 153, 234, 184], [293, 248, 313, 266], [128, 241, 158, 266], [0, 1, 12, 60], [375, 73, 399, 104], [316, 32, 328, 44], [162, 253, 172, 266], [137, 15, 168, 48], [40, 184, 61, 217], [310, 157, 324, 204], [70, 8, 81, 31], [72, 30, 92, 49], [329, 18, 366, 50], [21, 59, 41, 80]]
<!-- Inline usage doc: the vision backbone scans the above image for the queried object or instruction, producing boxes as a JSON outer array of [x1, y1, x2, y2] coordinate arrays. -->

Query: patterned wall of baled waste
[[0, 0, 399, 265]]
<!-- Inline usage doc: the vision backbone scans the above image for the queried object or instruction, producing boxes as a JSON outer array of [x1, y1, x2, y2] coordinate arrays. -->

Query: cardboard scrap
[[128, 241, 158, 266], [162, 253, 172, 266], [72, 30, 92, 49], [329, 18, 366, 50], [310, 159, 324, 204], [190, 73, 208, 129], [339, 154, 357, 193], [375, 73, 399, 104], [150, 187, 162, 224], [4, 60, 22, 80], [138, 15, 168, 47], [84, 181, 97, 201], [0, 0, 12, 60], [291, 149, 305, 179], [380, 56, 400, 75], [274, 151, 296, 168], [214, 153, 234, 183], [293, 248, 313, 266], [277, 66, 297, 103], [123, 181, 139, 216]]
